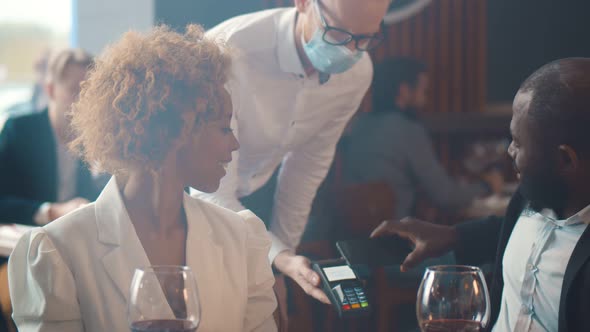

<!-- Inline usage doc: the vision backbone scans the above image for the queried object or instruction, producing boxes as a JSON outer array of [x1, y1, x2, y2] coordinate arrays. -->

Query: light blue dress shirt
[[494, 204, 590, 331]]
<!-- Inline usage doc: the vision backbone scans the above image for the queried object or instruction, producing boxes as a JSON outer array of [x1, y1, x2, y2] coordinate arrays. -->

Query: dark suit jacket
[[0, 110, 101, 225], [455, 191, 590, 332]]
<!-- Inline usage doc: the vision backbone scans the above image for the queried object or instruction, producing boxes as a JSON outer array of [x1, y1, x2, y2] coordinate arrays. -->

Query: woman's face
[[178, 89, 239, 193]]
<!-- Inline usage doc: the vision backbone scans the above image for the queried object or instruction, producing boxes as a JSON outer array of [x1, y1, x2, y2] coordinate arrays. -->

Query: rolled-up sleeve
[[268, 59, 373, 261], [238, 210, 277, 332], [8, 229, 83, 332]]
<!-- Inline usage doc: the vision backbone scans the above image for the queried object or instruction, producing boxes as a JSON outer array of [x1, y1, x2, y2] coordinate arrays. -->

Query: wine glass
[[417, 265, 490, 332], [128, 266, 201, 332]]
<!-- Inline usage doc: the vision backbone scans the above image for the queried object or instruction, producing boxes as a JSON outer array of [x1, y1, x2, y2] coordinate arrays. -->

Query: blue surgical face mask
[[301, 27, 363, 74]]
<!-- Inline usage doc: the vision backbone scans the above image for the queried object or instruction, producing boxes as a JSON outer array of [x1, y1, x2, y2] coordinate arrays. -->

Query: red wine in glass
[[421, 319, 482, 332], [128, 266, 201, 332], [130, 319, 198, 332], [417, 265, 490, 332]]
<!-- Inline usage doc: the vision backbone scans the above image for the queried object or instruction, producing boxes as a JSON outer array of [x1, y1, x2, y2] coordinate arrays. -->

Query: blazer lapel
[[183, 195, 227, 327], [495, 190, 528, 260], [490, 190, 527, 329], [95, 177, 151, 304], [558, 225, 590, 330], [101, 236, 152, 305]]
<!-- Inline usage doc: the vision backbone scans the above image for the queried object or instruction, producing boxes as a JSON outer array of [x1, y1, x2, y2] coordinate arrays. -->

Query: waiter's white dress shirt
[[194, 8, 373, 261]]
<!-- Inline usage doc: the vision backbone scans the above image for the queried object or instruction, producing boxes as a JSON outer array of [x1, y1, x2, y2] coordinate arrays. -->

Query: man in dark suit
[[0, 48, 105, 332], [0, 48, 103, 226], [372, 58, 590, 332]]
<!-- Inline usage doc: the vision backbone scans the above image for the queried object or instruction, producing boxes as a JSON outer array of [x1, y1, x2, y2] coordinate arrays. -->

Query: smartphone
[[336, 236, 413, 268]]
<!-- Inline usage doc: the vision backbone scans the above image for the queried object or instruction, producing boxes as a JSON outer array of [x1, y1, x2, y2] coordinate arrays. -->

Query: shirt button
[[291, 121, 295, 126], [521, 304, 534, 315], [527, 264, 539, 273]]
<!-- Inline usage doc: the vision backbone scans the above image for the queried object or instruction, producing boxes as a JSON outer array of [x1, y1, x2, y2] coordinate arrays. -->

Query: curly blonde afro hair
[[70, 24, 231, 175]]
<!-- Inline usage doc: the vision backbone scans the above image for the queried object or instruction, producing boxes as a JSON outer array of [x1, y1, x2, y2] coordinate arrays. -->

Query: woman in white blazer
[[8, 25, 277, 332]]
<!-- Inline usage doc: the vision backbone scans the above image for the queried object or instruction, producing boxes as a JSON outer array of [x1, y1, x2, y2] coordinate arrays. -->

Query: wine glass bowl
[[128, 266, 201, 332], [417, 265, 490, 332]]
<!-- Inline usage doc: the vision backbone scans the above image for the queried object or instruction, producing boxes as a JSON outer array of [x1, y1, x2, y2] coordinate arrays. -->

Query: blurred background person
[[343, 57, 504, 220], [0, 48, 103, 226], [0, 47, 102, 332]]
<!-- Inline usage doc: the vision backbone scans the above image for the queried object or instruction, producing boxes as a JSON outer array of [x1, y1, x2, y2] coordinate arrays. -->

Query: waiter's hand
[[371, 217, 458, 272], [273, 251, 331, 304]]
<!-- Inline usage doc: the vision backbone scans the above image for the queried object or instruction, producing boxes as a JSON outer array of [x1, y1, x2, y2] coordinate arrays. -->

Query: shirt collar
[[568, 203, 590, 225], [532, 203, 590, 227], [276, 8, 306, 77]]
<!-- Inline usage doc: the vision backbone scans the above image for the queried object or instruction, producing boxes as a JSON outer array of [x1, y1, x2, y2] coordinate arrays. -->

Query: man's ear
[[557, 144, 580, 174]]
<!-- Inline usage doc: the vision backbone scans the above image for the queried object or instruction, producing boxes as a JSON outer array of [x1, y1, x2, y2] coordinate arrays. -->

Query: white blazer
[[8, 177, 277, 332]]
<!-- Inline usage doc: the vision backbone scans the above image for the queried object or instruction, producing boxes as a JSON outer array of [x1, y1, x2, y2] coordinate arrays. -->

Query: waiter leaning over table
[[193, 0, 392, 304]]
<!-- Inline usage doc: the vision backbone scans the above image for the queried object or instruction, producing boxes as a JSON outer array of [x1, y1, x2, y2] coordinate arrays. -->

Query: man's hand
[[273, 251, 330, 304], [48, 197, 90, 221], [371, 217, 459, 272]]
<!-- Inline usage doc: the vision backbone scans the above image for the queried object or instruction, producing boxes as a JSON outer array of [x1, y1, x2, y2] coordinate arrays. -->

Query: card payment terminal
[[312, 259, 370, 318]]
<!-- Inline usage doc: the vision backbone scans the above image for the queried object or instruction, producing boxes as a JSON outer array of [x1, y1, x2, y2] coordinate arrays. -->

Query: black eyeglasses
[[313, 0, 386, 52]]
